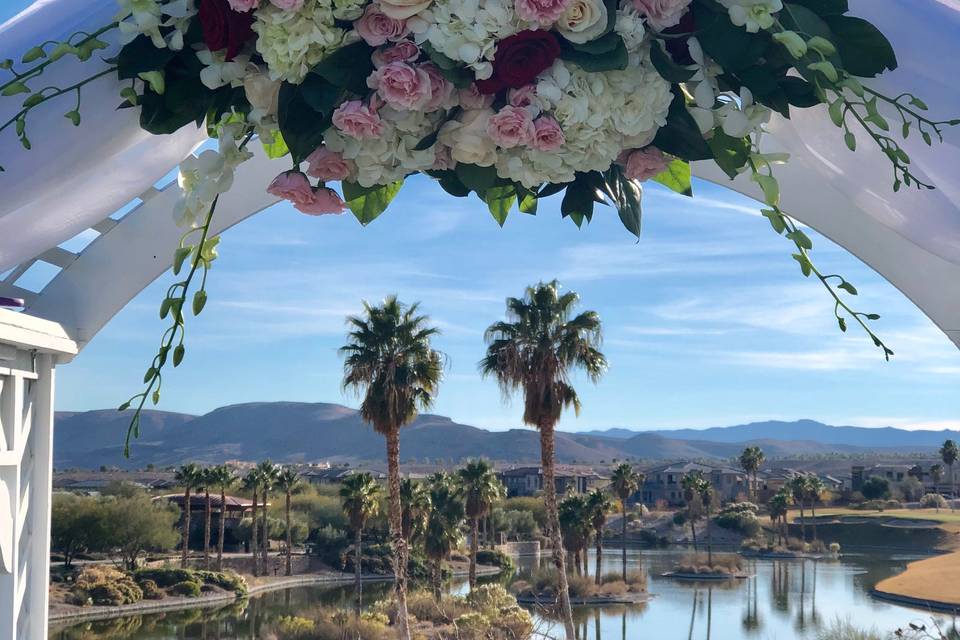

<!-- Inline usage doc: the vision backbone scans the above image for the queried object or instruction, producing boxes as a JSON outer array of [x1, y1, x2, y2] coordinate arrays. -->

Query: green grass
[[793, 507, 960, 525]]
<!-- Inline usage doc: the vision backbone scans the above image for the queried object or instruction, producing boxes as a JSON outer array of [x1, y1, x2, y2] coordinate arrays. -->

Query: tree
[[423, 481, 464, 602], [242, 470, 260, 576], [804, 475, 826, 542], [789, 475, 808, 541], [738, 446, 765, 502], [257, 460, 279, 574], [558, 494, 591, 577], [340, 296, 444, 640], [210, 465, 237, 571], [100, 494, 179, 570], [197, 467, 214, 570], [931, 464, 945, 512], [699, 481, 715, 567], [941, 440, 958, 511], [51, 493, 105, 568], [174, 463, 201, 568], [340, 472, 381, 615], [610, 462, 643, 580], [681, 472, 705, 551], [400, 478, 430, 545], [586, 489, 614, 585], [768, 490, 790, 546], [480, 280, 606, 640], [276, 467, 302, 577], [456, 459, 506, 590], [861, 476, 890, 501]]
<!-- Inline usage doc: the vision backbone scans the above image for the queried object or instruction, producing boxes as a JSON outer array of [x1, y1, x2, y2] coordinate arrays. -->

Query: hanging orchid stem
[[0, 22, 117, 94]]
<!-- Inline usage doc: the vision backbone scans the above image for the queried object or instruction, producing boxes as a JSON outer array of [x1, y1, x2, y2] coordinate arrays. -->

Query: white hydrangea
[[174, 122, 253, 227], [253, 1, 346, 83], [116, 0, 195, 51], [323, 108, 442, 187], [496, 56, 672, 187], [420, 0, 531, 79], [614, 3, 648, 54]]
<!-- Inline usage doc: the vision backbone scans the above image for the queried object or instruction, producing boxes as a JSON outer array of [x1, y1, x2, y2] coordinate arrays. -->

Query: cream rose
[[243, 71, 281, 119], [556, 0, 608, 44], [437, 108, 497, 167], [379, 0, 433, 20]]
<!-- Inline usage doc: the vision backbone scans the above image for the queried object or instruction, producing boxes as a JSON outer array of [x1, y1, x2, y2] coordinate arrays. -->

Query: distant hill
[[52, 404, 957, 469]]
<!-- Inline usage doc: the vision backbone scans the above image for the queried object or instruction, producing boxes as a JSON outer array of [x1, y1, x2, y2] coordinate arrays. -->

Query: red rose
[[198, 0, 255, 61], [476, 30, 561, 95], [663, 10, 696, 65]]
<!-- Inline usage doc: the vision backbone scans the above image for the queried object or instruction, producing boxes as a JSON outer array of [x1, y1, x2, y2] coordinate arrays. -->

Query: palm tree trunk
[[354, 526, 363, 617], [261, 491, 269, 574], [432, 559, 442, 603], [952, 463, 956, 512], [690, 519, 698, 552], [204, 489, 212, 570], [811, 501, 818, 543], [798, 502, 806, 542], [469, 516, 478, 590], [386, 428, 411, 640], [620, 500, 627, 581], [706, 508, 713, 567], [595, 530, 603, 586], [539, 424, 576, 640], [217, 486, 226, 571], [488, 514, 495, 549], [250, 487, 259, 577], [181, 488, 191, 568], [285, 491, 293, 576]]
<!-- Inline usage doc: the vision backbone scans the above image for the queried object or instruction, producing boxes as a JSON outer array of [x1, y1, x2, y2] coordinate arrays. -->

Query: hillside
[[52, 403, 956, 469]]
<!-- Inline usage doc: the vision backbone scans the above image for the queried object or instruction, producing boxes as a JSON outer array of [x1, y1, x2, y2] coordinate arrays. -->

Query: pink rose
[[269, 0, 303, 9], [367, 61, 432, 110], [268, 171, 315, 206], [372, 40, 420, 67], [486, 105, 535, 149], [515, 0, 571, 25], [508, 84, 537, 109], [227, 0, 259, 10], [295, 187, 346, 216], [332, 100, 384, 139], [305, 147, 355, 182], [459, 84, 494, 110], [421, 63, 454, 111], [355, 5, 409, 46], [530, 116, 565, 152], [618, 146, 670, 181], [633, 0, 691, 30]]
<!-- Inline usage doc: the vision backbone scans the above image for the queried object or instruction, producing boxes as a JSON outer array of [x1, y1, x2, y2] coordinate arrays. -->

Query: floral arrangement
[[1, 0, 957, 441]]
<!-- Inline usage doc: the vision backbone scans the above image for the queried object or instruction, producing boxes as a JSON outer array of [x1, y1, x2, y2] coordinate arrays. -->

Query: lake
[[50, 548, 942, 639]]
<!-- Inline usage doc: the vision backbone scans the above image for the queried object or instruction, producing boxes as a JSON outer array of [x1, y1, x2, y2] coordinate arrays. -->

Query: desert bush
[[808, 540, 827, 553], [263, 609, 393, 640], [675, 553, 742, 575], [274, 616, 316, 635], [476, 549, 515, 572], [72, 565, 143, 606], [455, 612, 491, 640], [88, 584, 128, 606], [921, 493, 948, 509], [566, 574, 595, 598], [139, 579, 164, 600], [786, 538, 808, 552], [171, 581, 201, 597], [638, 529, 669, 546], [134, 567, 195, 588], [816, 618, 882, 640], [192, 570, 247, 596], [495, 509, 539, 539], [598, 580, 628, 596]]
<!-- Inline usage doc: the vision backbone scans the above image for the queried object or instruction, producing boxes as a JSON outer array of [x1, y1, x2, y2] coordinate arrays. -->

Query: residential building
[[640, 462, 747, 506], [852, 462, 960, 496], [300, 467, 386, 485], [154, 494, 257, 552], [496, 466, 603, 497]]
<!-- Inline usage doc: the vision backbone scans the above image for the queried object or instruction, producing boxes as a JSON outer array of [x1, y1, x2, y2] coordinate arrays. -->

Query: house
[[301, 467, 386, 485], [640, 462, 747, 506], [496, 466, 603, 497], [852, 462, 960, 496], [154, 493, 257, 552]]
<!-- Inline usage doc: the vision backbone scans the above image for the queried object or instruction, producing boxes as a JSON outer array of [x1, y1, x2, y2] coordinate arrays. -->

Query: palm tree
[[738, 446, 765, 503], [340, 472, 381, 615], [340, 296, 444, 640], [480, 281, 606, 640], [210, 465, 236, 571], [276, 468, 301, 576], [174, 463, 201, 568], [769, 490, 791, 546], [804, 476, 825, 542], [789, 475, 808, 541], [400, 479, 430, 545], [197, 467, 214, 570], [941, 440, 958, 511], [610, 463, 642, 580], [456, 459, 506, 590], [698, 481, 715, 567], [681, 472, 705, 551], [586, 489, 614, 585], [257, 461, 279, 574], [242, 470, 260, 576], [610, 464, 643, 576], [558, 494, 591, 577], [423, 481, 464, 602], [931, 464, 945, 512]]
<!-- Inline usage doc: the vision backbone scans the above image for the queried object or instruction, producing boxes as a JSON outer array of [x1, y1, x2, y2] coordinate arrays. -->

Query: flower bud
[[772, 31, 807, 59], [806, 36, 836, 56]]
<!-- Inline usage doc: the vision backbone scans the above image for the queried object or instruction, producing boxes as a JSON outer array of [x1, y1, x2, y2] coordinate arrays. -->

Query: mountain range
[[53, 402, 960, 470]]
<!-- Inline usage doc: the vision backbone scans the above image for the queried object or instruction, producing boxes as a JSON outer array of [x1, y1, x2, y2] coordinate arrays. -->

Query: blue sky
[[5, 1, 960, 432]]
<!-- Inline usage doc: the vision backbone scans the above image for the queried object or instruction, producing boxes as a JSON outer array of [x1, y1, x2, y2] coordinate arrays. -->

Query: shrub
[[829, 542, 842, 554], [566, 575, 595, 598], [140, 579, 164, 600], [816, 618, 882, 640], [715, 509, 761, 538], [786, 538, 808, 552], [497, 606, 535, 639], [921, 494, 948, 509], [193, 570, 248, 596], [476, 549, 515, 572], [638, 529, 669, 546], [275, 616, 316, 635], [454, 612, 491, 640], [73, 565, 142, 606], [171, 580, 201, 597], [674, 553, 742, 575], [89, 584, 127, 606], [808, 539, 827, 553], [672, 512, 687, 526], [134, 567, 195, 588]]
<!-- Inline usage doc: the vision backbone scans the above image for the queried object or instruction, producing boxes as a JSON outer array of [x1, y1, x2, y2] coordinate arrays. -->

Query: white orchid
[[174, 122, 253, 228], [718, 0, 782, 33], [116, 0, 195, 50], [717, 87, 772, 138]]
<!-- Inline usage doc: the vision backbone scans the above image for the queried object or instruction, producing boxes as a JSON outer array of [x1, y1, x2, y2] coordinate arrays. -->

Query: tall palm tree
[[400, 479, 430, 545], [257, 460, 279, 574], [610, 463, 642, 580], [340, 472, 381, 615], [681, 472, 704, 551], [211, 465, 236, 571], [197, 467, 214, 570], [931, 464, 945, 512], [586, 489, 614, 585], [456, 459, 506, 590], [804, 476, 825, 542], [340, 296, 444, 640], [941, 440, 958, 511], [698, 481, 715, 567], [480, 281, 606, 640], [242, 470, 260, 576], [558, 494, 591, 577], [769, 490, 791, 546], [174, 463, 201, 568], [789, 475, 808, 541], [738, 446, 765, 503], [276, 468, 301, 576], [423, 481, 464, 602]]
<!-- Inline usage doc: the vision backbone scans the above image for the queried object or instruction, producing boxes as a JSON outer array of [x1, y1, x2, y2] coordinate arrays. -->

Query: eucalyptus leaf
[[455, 163, 498, 195]]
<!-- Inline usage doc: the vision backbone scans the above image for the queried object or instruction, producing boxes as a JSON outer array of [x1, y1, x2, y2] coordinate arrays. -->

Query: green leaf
[[649, 40, 696, 83], [537, 182, 567, 198], [837, 316, 847, 332], [261, 132, 290, 159], [173, 344, 185, 367], [118, 401, 131, 411], [692, 3, 766, 72], [761, 208, 786, 234], [192, 290, 207, 315], [652, 89, 712, 161], [561, 177, 595, 227], [652, 159, 692, 196], [117, 35, 177, 79], [792, 253, 812, 277], [824, 15, 897, 77], [786, 229, 813, 251], [707, 132, 750, 180], [64, 110, 81, 126], [569, 32, 622, 56], [1, 81, 29, 96], [779, 77, 820, 109], [560, 37, 628, 72], [518, 191, 538, 214], [310, 41, 375, 94], [143, 367, 157, 384], [173, 246, 192, 275], [21, 45, 45, 63], [483, 185, 516, 226], [278, 81, 332, 164], [343, 180, 403, 225], [613, 174, 642, 238], [455, 163, 498, 195], [299, 73, 342, 115], [22, 93, 44, 108], [426, 170, 471, 197], [788, 0, 848, 15], [160, 298, 172, 320]]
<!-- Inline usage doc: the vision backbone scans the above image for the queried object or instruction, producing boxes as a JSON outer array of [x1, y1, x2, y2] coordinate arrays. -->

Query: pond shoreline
[[871, 550, 960, 613]]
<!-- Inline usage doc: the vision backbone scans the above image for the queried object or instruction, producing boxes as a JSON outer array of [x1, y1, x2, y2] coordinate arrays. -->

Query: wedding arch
[[0, 0, 958, 638]]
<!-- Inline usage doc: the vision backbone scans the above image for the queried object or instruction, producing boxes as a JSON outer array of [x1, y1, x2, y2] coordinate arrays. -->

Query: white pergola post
[[0, 310, 76, 640]]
